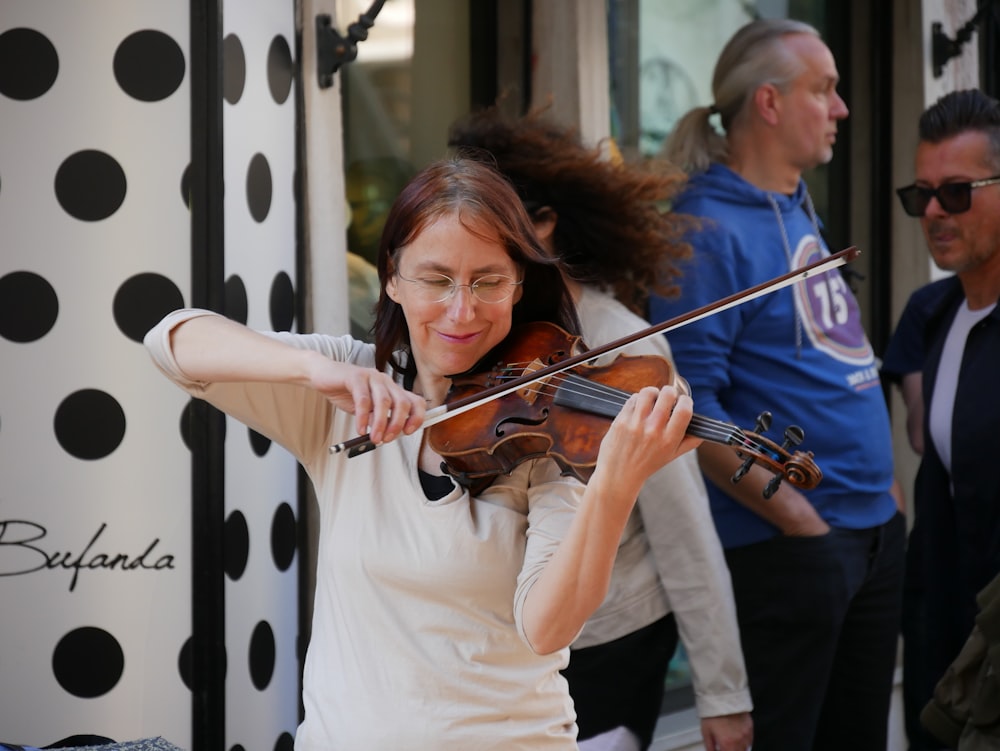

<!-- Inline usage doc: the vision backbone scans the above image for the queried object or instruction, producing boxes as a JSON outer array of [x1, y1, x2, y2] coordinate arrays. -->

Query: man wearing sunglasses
[[895, 88, 1000, 749]]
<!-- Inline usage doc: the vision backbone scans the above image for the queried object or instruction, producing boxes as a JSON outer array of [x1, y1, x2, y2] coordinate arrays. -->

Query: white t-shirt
[[929, 298, 996, 473]]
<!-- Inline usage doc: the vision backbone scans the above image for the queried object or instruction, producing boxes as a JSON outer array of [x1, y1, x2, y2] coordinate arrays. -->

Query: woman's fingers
[[354, 373, 425, 444], [610, 385, 696, 470]]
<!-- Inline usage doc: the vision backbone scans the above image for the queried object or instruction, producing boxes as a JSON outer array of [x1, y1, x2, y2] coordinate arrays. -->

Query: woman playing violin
[[144, 158, 698, 751]]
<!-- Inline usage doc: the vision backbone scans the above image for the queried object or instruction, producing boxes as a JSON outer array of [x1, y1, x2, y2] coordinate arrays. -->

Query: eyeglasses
[[896, 175, 1000, 217], [395, 271, 522, 304]]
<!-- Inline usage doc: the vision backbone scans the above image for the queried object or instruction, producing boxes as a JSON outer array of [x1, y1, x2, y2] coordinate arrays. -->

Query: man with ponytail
[[650, 19, 905, 751]]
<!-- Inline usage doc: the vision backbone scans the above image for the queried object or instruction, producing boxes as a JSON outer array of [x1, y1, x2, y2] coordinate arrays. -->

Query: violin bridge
[[517, 359, 550, 404]]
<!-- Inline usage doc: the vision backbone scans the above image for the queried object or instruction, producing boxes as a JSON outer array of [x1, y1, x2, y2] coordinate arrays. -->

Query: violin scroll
[[726, 412, 821, 498]]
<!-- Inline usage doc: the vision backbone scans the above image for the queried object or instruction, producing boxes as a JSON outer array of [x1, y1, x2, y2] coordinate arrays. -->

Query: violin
[[427, 321, 822, 498], [332, 247, 857, 493]]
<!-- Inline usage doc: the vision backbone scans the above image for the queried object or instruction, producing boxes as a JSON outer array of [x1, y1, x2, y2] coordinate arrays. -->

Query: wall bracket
[[316, 1, 386, 89]]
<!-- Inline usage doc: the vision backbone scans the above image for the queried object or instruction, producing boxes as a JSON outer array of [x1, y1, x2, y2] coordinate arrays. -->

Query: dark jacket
[[921, 571, 1000, 749], [916, 277, 1000, 704]]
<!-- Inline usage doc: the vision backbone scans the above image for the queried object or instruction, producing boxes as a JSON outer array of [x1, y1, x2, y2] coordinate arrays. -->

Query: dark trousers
[[561, 614, 679, 750], [724, 512, 905, 751]]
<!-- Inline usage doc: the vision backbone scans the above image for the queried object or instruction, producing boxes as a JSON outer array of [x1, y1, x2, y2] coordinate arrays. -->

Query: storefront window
[[339, 0, 472, 339]]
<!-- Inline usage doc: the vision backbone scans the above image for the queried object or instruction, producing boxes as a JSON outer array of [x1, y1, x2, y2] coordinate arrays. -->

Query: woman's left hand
[[520, 384, 700, 654], [593, 385, 700, 495]]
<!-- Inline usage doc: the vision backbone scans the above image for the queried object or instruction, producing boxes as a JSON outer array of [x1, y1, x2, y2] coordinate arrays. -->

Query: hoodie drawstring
[[766, 193, 804, 358]]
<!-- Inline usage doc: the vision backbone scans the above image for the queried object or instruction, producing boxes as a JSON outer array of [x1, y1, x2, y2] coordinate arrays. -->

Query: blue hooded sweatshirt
[[649, 163, 897, 548]]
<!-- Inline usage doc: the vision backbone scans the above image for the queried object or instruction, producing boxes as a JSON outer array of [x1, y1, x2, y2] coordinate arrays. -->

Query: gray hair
[[662, 18, 820, 173]]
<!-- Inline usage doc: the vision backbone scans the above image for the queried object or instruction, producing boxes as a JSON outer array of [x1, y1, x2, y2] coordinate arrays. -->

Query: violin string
[[490, 367, 770, 453]]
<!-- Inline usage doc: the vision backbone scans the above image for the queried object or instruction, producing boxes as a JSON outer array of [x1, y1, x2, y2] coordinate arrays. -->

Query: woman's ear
[[531, 207, 558, 248], [512, 280, 523, 305], [385, 271, 401, 303]]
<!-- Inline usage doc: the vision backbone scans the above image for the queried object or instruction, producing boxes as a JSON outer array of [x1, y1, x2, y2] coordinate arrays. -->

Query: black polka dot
[[247, 153, 272, 223], [113, 273, 184, 343], [180, 399, 227, 451], [114, 30, 186, 102], [274, 733, 294, 751], [52, 627, 124, 698], [55, 150, 127, 222], [223, 34, 246, 105], [179, 637, 193, 690], [0, 271, 58, 342], [249, 621, 276, 690], [225, 510, 250, 580], [249, 428, 271, 457], [269, 271, 295, 332], [225, 275, 248, 324], [54, 389, 126, 460], [181, 163, 191, 209], [180, 403, 194, 450], [230, 746, 247, 751], [0, 28, 58, 100], [271, 502, 297, 572], [179, 635, 228, 692], [267, 35, 293, 104]]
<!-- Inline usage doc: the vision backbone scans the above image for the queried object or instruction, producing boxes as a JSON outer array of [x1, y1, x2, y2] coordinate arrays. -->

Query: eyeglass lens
[[897, 183, 973, 217], [399, 273, 519, 303], [897, 176, 1000, 217]]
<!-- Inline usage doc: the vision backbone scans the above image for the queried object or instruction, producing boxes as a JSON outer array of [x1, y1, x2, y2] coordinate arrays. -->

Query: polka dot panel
[[223, 0, 300, 747], [1, 1, 300, 748]]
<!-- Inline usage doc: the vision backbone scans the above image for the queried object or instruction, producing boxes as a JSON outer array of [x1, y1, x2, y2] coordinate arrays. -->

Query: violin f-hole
[[495, 408, 550, 436]]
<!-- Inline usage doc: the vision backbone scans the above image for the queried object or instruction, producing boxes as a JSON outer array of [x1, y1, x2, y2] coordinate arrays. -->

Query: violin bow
[[331, 246, 860, 456]]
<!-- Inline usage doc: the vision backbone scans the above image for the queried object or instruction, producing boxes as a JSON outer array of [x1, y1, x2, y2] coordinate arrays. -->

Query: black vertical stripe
[[189, 1, 226, 749]]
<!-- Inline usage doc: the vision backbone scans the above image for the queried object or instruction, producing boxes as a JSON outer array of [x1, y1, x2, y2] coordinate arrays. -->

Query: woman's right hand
[[308, 356, 426, 445], [169, 313, 426, 446]]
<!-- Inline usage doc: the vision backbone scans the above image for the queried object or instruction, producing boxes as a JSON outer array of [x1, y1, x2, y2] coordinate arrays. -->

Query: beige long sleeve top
[[572, 286, 752, 719], [145, 309, 584, 750]]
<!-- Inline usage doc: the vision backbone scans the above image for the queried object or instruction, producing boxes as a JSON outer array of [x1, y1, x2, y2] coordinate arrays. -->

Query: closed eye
[[420, 275, 454, 288]]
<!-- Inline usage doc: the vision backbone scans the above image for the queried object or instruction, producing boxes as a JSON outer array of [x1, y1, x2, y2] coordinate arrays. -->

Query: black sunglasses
[[896, 175, 1000, 217]]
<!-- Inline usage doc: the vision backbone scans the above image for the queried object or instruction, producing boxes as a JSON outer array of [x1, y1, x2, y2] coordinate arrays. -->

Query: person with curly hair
[[449, 106, 753, 751]]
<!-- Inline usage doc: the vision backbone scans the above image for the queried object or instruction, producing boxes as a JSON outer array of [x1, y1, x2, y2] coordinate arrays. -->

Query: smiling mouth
[[437, 330, 482, 344]]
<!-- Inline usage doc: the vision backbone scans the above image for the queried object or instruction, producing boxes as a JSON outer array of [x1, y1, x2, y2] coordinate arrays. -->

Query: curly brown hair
[[448, 106, 693, 315]]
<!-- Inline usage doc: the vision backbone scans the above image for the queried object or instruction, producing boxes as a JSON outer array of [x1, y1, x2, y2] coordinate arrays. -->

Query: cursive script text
[[0, 520, 176, 592]]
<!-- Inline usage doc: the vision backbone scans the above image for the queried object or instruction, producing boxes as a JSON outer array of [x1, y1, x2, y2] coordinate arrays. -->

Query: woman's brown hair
[[372, 158, 579, 379]]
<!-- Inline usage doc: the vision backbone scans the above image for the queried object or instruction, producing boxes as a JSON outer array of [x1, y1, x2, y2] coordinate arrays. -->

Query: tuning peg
[[763, 473, 783, 499], [781, 425, 804, 450], [732, 455, 756, 483], [732, 412, 772, 484]]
